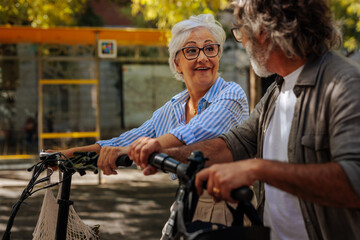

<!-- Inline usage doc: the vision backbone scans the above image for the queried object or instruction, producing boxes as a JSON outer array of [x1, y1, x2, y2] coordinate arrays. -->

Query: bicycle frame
[[55, 170, 74, 240]]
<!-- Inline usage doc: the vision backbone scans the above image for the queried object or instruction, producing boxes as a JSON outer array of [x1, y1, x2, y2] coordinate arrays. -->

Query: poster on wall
[[98, 39, 117, 58]]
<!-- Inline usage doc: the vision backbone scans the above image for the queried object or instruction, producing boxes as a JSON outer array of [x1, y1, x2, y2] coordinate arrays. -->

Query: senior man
[[129, 0, 360, 239]]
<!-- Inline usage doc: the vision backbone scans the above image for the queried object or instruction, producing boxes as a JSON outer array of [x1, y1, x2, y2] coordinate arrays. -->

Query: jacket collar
[[296, 52, 329, 87], [292, 52, 329, 97]]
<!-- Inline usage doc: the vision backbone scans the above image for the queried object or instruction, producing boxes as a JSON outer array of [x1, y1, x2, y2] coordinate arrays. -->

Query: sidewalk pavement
[[0, 168, 178, 240]]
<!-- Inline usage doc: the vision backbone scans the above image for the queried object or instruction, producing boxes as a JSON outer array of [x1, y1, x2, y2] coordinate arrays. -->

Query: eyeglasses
[[176, 43, 220, 60], [231, 26, 242, 43]]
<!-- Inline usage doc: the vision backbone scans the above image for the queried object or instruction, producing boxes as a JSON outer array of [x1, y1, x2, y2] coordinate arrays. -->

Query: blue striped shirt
[[97, 77, 249, 147]]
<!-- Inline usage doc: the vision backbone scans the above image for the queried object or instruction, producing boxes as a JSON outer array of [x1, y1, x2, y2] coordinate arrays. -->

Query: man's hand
[[195, 160, 257, 202], [98, 146, 129, 175]]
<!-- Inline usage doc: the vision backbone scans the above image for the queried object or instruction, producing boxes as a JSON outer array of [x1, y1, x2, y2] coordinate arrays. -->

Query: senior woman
[[129, 13, 252, 228], [53, 14, 249, 226]]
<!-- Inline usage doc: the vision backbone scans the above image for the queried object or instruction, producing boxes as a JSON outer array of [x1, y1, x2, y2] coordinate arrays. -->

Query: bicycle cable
[[2, 153, 77, 240]]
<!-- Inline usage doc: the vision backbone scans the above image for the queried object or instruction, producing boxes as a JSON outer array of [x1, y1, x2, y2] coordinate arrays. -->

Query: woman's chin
[[194, 70, 215, 79]]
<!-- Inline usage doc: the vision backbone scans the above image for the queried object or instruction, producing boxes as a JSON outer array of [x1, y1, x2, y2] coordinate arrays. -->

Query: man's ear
[[259, 29, 267, 45]]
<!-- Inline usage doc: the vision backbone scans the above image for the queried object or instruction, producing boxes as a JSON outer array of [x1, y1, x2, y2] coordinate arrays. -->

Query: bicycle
[[2, 150, 269, 240], [115, 151, 270, 240], [2, 151, 100, 240]]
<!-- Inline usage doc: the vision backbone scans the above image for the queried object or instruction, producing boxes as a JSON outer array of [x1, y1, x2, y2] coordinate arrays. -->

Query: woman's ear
[[174, 59, 182, 74], [174, 58, 179, 67]]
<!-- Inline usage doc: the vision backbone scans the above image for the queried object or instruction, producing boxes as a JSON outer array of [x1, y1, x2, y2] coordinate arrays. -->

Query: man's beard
[[245, 40, 274, 78]]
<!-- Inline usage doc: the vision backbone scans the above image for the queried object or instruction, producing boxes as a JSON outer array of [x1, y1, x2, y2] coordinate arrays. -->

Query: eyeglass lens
[[183, 44, 219, 60]]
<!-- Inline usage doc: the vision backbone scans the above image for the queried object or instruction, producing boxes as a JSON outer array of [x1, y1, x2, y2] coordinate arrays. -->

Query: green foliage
[[0, 0, 87, 27], [0, 0, 358, 52], [77, 4, 105, 27], [331, 0, 360, 52], [119, 3, 157, 28], [130, 0, 229, 30], [130, 0, 359, 52]]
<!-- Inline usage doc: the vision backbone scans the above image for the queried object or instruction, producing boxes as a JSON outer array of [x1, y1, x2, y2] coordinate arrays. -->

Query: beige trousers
[[192, 188, 257, 227], [192, 192, 236, 226], [161, 188, 257, 239]]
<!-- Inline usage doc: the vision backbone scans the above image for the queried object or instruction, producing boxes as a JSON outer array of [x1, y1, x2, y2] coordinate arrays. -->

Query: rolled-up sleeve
[[96, 114, 157, 147], [330, 70, 360, 196], [170, 84, 249, 145]]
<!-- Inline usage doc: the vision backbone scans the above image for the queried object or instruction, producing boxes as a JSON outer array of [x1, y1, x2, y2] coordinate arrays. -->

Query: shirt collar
[[171, 77, 225, 105], [283, 65, 304, 91]]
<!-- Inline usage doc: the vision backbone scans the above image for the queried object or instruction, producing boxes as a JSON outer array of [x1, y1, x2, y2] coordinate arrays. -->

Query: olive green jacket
[[220, 51, 360, 240]]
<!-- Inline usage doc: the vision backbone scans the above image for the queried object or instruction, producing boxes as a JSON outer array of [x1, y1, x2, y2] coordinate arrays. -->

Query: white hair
[[168, 14, 226, 81], [232, 0, 342, 59]]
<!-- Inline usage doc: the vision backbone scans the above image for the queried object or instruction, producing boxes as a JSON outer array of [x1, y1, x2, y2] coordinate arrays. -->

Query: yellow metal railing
[[0, 155, 36, 160], [38, 78, 101, 151], [40, 132, 99, 139], [39, 79, 99, 85]]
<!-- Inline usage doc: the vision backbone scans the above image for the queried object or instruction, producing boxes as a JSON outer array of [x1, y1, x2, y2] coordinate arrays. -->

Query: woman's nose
[[197, 49, 208, 62]]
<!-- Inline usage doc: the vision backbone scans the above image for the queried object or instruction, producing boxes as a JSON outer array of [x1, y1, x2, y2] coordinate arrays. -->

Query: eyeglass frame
[[231, 25, 243, 43], [175, 43, 221, 60]]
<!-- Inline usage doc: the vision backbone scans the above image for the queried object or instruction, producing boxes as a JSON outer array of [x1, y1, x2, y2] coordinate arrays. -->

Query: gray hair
[[233, 0, 342, 59], [168, 14, 226, 81]]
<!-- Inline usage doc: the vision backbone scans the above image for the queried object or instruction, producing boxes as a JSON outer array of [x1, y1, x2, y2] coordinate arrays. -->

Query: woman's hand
[[128, 137, 162, 175], [46, 148, 74, 158], [44, 149, 75, 171], [97, 146, 129, 175]]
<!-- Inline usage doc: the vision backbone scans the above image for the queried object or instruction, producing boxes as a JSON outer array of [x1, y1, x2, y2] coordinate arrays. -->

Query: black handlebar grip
[[230, 186, 253, 203], [202, 181, 253, 203], [115, 155, 133, 167]]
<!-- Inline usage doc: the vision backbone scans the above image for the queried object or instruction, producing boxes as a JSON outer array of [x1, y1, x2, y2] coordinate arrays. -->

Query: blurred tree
[[130, 0, 229, 29], [77, 4, 105, 27], [130, 0, 359, 52], [0, 0, 358, 52], [0, 0, 87, 27], [331, 0, 360, 52]]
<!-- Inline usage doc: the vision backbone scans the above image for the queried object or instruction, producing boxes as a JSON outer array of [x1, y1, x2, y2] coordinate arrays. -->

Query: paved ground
[[0, 168, 178, 240]]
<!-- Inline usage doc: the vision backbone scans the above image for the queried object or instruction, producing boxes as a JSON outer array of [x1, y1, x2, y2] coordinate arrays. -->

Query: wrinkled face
[[245, 40, 274, 78], [239, 25, 274, 78], [175, 27, 220, 90]]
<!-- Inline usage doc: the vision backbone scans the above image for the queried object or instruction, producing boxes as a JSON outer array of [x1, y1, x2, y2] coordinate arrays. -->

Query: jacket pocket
[[301, 134, 329, 151], [301, 134, 331, 164]]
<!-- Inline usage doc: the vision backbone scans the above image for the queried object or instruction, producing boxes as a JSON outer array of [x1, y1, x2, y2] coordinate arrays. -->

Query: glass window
[[122, 64, 185, 129], [0, 53, 38, 155]]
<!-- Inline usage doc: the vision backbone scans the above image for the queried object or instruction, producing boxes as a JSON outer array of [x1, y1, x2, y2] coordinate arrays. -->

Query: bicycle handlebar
[[115, 154, 253, 203], [115, 155, 133, 167], [116, 153, 189, 179]]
